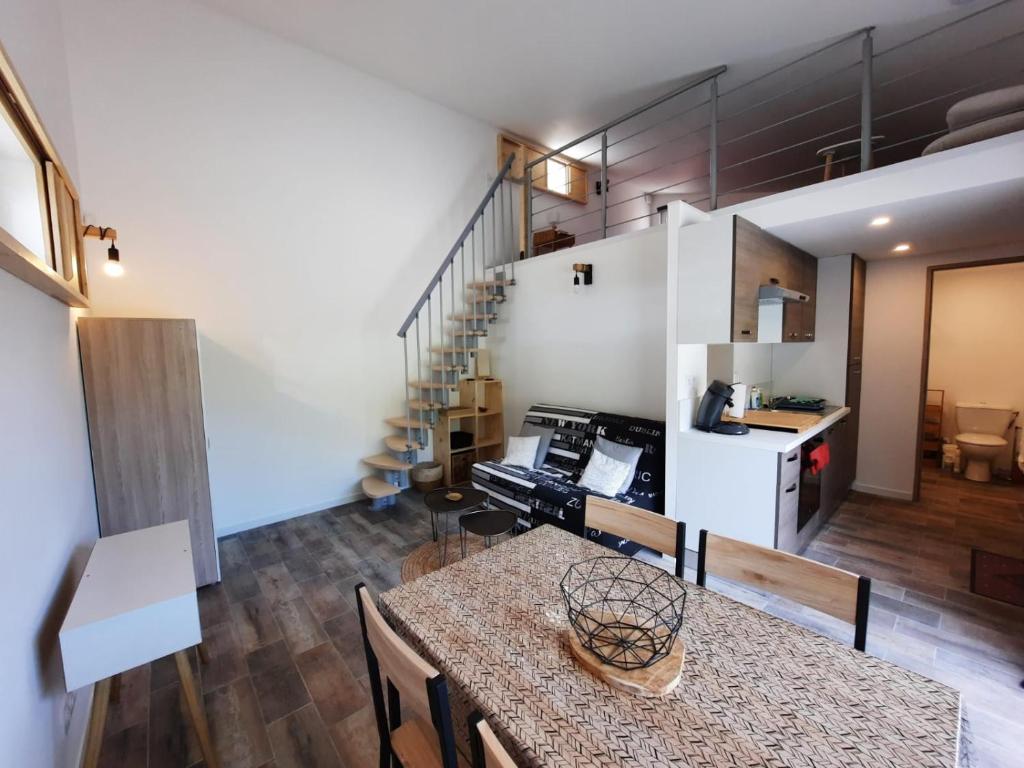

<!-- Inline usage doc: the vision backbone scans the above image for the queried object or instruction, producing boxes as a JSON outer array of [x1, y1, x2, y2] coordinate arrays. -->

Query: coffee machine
[[695, 380, 750, 435]]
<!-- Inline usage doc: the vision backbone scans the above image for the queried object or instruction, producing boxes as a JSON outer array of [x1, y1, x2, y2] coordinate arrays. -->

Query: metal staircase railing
[[395, 152, 519, 455]]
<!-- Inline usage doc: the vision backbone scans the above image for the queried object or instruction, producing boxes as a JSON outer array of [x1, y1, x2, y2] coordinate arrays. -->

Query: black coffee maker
[[695, 380, 750, 435]]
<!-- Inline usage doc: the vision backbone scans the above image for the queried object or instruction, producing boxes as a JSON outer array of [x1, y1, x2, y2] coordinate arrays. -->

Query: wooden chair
[[585, 496, 686, 577], [355, 584, 458, 768], [696, 530, 871, 651], [468, 712, 518, 768]]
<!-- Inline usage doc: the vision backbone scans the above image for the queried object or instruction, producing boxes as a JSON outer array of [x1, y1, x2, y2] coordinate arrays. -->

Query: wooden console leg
[[82, 677, 112, 768], [174, 650, 221, 768]]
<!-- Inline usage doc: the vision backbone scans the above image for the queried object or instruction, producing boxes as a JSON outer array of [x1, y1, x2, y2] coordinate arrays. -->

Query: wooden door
[[78, 318, 219, 586], [732, 217, 763, 342]]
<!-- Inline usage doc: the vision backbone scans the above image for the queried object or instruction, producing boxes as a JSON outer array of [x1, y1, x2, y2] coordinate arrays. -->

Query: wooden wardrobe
[[78, 318, 219, 586]]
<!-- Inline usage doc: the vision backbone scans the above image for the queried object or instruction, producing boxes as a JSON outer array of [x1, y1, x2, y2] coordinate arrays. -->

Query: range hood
[[758, 284, 809, 304], [756, 283, 807, 343]]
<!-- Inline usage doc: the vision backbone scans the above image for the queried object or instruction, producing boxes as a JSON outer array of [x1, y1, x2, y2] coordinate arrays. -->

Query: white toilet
[[954, 403, 1018, 482]]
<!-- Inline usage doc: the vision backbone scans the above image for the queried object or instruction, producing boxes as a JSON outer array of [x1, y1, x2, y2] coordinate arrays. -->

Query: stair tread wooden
[[385, 435, 425, 452], [408, 380, 456, 390], [430, 364, 463, 372], [386, 416, 431, 429], [361, 476, 402, 499], [362, 453, 414, 471], [453, 330, 487, 337], [430, 346, 475, 354], [468, 293, 505, 303], [450, 313, 496, 320], [467, 280, 513, 288], [408, 398, 441, 410]]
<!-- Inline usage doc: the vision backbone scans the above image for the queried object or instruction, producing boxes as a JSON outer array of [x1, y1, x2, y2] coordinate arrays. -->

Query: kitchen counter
[[679, 405, 851, 453]]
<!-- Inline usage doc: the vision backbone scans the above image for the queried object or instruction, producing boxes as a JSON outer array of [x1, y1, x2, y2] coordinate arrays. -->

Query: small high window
[[546, 158, 568, 196]]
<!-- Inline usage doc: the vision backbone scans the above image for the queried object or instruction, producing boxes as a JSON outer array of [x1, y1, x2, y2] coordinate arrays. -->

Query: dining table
[[379, 524, 963, 767]]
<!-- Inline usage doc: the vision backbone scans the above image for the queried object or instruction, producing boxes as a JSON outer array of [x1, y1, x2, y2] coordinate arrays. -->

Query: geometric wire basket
[[560, 556, 687, 670]]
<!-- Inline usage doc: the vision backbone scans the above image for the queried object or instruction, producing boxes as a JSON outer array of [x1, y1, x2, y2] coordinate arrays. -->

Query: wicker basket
[[411, 461, 444, 493]]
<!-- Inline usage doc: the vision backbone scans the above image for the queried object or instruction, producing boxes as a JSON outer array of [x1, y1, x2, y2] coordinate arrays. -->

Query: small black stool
[[459, 508, 517, 558]]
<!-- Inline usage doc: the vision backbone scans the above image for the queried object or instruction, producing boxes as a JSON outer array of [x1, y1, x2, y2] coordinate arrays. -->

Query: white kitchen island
[[676, 406, 851, 553]]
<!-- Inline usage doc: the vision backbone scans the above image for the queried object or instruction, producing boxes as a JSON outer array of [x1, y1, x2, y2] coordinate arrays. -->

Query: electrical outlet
[[63, 690, 78, 735]]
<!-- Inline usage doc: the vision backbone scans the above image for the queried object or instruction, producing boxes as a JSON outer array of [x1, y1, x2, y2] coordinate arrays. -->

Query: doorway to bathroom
[[915, 256, 1024, 496]]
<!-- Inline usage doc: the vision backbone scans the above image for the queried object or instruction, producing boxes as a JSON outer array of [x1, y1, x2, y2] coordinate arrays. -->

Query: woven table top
[[380, 525, 961, 767]]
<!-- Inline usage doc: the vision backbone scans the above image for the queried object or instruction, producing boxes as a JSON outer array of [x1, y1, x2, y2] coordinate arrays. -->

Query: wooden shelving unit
[[434, 378, 504, 485], [922, 389, 944, 464]]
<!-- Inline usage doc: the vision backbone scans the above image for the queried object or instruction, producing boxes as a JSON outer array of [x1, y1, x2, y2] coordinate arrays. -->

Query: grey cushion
[[923, 110, 1024, 156], [595, 436, 643, 495], [520, 423, 554, 468], [947, 85, 1024, 131]]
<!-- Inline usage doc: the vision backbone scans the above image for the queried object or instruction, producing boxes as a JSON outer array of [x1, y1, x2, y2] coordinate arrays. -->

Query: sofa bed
[[470, 404, 665, 553]]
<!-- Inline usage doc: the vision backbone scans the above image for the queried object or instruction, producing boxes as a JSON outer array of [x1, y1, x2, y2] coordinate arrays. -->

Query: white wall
[[0, 2, 99, 765], [60, 0, 499, 535], [489, 226, 667, 433], [858, 242, 1024, 499], [927, 261, 1024, 473]]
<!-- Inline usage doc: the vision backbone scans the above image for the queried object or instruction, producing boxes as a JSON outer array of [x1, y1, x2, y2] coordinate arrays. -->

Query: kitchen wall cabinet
[[678, 215, 817, 344]]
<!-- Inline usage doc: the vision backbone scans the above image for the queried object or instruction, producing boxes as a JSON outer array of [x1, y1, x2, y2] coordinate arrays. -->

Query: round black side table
[[459, 508, 517, 558], [424, 487, 488, 565]]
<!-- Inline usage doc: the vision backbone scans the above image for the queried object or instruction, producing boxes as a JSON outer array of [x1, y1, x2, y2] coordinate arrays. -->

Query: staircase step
[[453, 329, 488, 337], [467, 280, 514, 288], [408, 380, 456, 390], [385, 435, 425, 452], [430, 346, 474, 355], [450, 313, 496, 321], [361, 476, 402, 499], [362, 453, 414, 471], [386, 416, 431, 429], [407, 398, 441, 411], [468, 293, 505, 304]]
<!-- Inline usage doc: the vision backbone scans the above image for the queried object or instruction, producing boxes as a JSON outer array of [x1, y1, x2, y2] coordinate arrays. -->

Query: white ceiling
[[195, 0, 999, 147], [770, 176, 1024, 260]]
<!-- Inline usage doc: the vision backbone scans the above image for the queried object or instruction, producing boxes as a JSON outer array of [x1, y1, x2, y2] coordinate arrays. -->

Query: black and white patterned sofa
[[470, 404, 665, 553]]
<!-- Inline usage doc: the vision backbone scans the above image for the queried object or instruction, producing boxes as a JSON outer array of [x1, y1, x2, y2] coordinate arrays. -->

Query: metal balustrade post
[[427, 295, 433, 415], [471, 225, 477, 296], [449, 258, 455, 385], [481, 209, 487, 273], [490, 199, 496, 278], [860, 28, 874, 173], [600, 132, 609, 239], [402, 335, 412, 451], [439, 271, 446, 407], [525, 173, 533, 259], [415, 316, 424, 436], [709, 76, 719, 210], [506, 181, 515, 283], [461, 243, 467, 373]]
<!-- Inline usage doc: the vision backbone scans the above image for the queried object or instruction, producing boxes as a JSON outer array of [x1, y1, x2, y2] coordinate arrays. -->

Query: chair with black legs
[[585, 496, 687, 577], [468, 711, 517, 768], [355, 583, 458, 768], [696, 529, 872, 651]]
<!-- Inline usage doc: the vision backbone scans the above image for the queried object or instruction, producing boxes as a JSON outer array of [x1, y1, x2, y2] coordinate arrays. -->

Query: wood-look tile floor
[[788, 466, 1024, 768], [95, 469, 1024, 768]]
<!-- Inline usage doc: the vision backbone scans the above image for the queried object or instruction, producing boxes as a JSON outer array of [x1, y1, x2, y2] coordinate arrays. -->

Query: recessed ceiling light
[[893, 243, 911, 253], [870, 216, 891, 227]]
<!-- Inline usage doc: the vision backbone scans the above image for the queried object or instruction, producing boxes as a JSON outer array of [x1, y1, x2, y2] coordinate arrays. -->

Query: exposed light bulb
[[869, 216, 891, 227], [892, 243, 911, 253], [104, 260, 125, 277]]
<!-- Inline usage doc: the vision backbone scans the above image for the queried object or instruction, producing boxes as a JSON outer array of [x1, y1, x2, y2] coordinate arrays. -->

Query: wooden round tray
[[565, 629, 685, 698]]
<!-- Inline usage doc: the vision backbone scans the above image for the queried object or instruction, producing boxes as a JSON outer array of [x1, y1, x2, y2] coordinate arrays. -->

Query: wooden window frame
[[0, 40, 88, 307]]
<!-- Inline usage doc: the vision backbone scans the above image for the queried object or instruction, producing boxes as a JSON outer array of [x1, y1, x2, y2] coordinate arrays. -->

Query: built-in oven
[[797, 436, 824, 532]]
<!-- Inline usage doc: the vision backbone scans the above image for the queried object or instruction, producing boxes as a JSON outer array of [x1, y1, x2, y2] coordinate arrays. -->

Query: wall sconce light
[[572, 263, 593, 292], [83, 225, 123, 277]]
